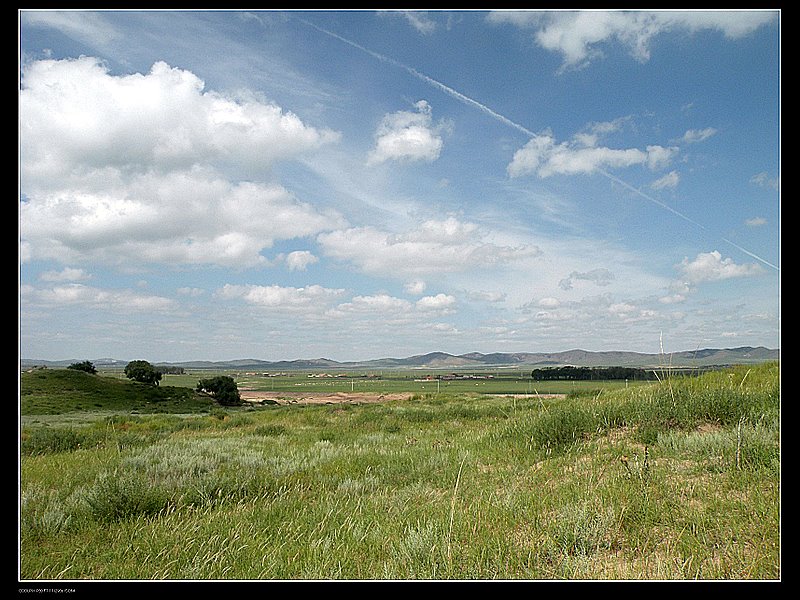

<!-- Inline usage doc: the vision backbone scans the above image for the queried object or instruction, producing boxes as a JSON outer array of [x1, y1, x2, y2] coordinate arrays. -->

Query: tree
[[67, 360, 97, 374], [124, 360, 162, 386], [196, 375, 241, 406]]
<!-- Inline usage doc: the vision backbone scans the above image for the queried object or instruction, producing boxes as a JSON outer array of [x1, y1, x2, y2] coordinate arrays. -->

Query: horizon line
[[20, 345, 780, 365]]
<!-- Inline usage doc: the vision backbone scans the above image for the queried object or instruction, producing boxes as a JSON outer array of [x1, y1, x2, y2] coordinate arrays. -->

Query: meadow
[[19, 362, 780, 580]]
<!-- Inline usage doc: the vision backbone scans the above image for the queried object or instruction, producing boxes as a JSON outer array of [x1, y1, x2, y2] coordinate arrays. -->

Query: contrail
[[600, 169, 779, 271], [299, 18, 536, 138], [299, 17, 779, 272]]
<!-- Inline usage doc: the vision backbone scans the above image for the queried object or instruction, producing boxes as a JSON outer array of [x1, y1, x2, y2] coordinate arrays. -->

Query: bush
[[67, 360, 97, 374], [196, 376, 242, 406]]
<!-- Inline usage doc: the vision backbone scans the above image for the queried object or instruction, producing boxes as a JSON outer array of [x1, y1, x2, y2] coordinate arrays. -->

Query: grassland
[[19, 362, 780, 580]]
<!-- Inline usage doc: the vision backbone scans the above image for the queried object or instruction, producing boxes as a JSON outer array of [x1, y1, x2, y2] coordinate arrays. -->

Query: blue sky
[[19, 9, 780, 362]]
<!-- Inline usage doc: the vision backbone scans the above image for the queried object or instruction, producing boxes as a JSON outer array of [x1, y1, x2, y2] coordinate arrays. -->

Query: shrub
[[21, 427, 91, 455], [67, 360, 97, 374], [197, 376, 242, 406], [85, 471, 171, 522]]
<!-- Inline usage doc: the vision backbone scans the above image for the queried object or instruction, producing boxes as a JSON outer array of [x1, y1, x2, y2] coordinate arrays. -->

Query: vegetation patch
[[19, 362, 779, 580]]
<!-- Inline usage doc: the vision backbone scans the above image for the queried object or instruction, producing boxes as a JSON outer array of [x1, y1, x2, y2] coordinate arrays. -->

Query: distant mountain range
[[20, 346, 779, 371]]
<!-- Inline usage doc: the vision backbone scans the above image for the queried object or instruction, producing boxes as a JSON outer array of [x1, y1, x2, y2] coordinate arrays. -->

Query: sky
[[18, 9, 781, 363]]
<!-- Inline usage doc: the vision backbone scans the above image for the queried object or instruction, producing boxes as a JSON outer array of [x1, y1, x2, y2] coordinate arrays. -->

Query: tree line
[[530, 366, 660, 381]]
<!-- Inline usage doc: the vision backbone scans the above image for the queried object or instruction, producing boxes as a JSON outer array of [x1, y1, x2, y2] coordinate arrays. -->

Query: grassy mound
[[20, 368, 214, 415]]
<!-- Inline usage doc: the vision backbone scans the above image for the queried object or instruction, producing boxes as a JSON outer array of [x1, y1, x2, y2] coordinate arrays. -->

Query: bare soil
[[240, 390, 566, 405], [240, 391, 412, 405]]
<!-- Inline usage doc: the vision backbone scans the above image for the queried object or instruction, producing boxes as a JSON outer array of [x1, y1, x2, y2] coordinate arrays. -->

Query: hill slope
[[20, 369, 214, 415]]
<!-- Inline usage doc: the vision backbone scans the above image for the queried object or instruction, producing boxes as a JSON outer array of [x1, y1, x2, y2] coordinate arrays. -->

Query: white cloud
[[33, 283, 175, 311], [404, 280, 427, 295], [678, 251, 762, 284], [651, 170, 680, 190], [558, 268, 615, 290], [284, 250, 319, 271], [745, 217, 767, 227], [20, 57, 339, 184], [680, 127, 717, 144], [750, 172, 778, 190], [488, 10, 775, 71], [507, 131, 677, 178], [177, 287, 205, 297], [538, 297, 561, 308], [608, 301, 637, 317], [367, 100, 450, 165], [467, 290, 506, 303], [22, 11, 122, 53], [334, 294, 413, 315], [382, 10, 437, 34], [21, 174, 345, 268], [317, 217, 540, 277], [217, 283, 345, 311], [657, 252, 762, 303], [19, 57, 344, 269], [415, 293, 456, 312], [39, 267, 91, 282]]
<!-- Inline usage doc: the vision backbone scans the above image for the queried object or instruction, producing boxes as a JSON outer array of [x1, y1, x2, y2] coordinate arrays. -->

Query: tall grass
[[20, 362, 779, 580]]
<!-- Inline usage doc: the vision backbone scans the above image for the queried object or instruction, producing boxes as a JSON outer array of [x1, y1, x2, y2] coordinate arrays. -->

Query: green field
[[19, 362, 780, 580], [98, 367, 653, 397]]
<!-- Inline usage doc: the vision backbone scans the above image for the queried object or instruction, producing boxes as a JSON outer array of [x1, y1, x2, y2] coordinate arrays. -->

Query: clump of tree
[[531, 366, 660, 381], [196, 375, 241, 406], [124, 360, 162, 386], [67, 360, 97, 374], [156, 365, 185, 375]]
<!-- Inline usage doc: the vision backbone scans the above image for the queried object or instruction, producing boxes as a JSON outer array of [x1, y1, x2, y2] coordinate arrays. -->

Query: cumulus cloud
[[488, 10, 775, 71], [317, 217, 540, 276], [657, 251, 763, 304], [507, 130, 677, 178], [33, 283, 175, 311], [677, 250, 763, 284], [334, 294, 413, 315], [20, 174, 345, 268], [20, 57, 339, 183], [404, 280, 427, 295], [415, 293, 456, 312], [217, 283, 345, 311], [19, 57, 343, 269], [367, 100, 450, 165], [284, 250, 320, 271]]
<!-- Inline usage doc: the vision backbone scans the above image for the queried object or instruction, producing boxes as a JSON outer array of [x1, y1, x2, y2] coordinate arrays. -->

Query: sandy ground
[[240, 390, 412, 405]]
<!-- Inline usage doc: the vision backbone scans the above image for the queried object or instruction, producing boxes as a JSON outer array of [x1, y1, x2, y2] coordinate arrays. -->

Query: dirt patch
[[240, 391, 412, 406], [492, 393, 565, 399]]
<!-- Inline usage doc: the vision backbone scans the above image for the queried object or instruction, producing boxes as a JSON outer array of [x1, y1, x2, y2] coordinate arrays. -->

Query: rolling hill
[[21, 346, 779, 371]]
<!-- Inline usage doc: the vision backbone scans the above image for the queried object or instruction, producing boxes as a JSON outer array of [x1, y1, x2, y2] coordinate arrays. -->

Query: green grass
[[19, 362, 780, 580], [99, 367, 650, 397], [21, 368, 214, 415]]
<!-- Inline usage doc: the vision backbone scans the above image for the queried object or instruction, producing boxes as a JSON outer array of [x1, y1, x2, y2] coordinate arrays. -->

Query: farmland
[[19, 362, 780, 580]]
